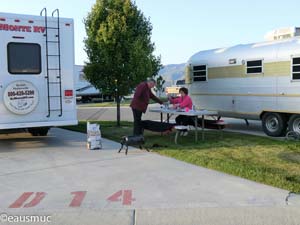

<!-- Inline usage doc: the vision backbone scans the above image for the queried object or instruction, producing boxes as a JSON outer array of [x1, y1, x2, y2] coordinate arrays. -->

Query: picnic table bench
[[149, 107, 221, 142]]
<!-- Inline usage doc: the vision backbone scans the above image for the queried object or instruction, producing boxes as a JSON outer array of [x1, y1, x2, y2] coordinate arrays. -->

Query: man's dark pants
[[175, 115, 195, 126], [132, 108, 143, 135]]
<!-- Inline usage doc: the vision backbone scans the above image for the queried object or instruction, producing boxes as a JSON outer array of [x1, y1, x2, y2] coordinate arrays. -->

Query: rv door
[[0, 41, 49, 125]]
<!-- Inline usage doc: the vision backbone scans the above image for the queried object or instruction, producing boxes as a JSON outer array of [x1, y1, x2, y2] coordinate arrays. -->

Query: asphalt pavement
[[0, 128, 299, 225]]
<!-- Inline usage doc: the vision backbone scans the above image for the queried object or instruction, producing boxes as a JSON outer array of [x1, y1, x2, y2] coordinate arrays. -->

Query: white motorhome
[[186, 27, 300, 137], [0, 9, 77, 136], [74, 65, 113, 102], [74, 65, 100, 102]]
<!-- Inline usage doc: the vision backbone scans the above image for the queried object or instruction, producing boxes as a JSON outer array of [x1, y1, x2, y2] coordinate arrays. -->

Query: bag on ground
[[87, 122, 102, 150]]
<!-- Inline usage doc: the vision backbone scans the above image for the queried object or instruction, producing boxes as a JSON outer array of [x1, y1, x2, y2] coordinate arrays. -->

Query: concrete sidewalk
[[0, 128, 299, 225]]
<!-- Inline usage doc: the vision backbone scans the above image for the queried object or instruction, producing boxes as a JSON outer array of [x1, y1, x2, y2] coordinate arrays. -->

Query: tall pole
[[115, 79, 120, 127]]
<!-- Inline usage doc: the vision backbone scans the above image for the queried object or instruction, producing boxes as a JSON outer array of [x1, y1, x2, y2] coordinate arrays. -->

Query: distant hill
[[158, 63, 185, 85]]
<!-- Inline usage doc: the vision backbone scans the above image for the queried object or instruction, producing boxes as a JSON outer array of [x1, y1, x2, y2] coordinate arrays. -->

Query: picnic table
[[149, 107, 218, 141]]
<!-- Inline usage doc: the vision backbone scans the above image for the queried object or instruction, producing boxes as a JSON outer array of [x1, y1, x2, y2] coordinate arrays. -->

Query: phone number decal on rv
[[3, 81, 39, 115], [7, 90, 35, 97]]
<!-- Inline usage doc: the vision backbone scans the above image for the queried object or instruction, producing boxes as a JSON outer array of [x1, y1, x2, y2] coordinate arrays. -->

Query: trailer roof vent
[[264, 27, 300, 41]]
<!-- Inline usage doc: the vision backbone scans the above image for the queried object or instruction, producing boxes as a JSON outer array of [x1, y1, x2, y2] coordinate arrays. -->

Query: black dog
[[118, 135, 149, 155]]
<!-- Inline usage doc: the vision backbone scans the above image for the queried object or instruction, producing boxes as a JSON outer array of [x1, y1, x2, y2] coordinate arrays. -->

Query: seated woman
[[169, 87, 194, 135]]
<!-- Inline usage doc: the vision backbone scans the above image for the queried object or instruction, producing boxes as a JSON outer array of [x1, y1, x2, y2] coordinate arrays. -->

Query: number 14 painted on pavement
[[9, 190, 135, 208]]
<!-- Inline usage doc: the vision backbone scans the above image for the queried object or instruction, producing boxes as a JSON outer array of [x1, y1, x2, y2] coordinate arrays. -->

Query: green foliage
[[154, 75, 166, 97], [84, 0, 161, 97]]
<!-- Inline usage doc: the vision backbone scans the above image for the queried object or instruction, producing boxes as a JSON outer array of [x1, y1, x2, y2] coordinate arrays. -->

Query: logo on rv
[[3, 81, 39, 115], [0, 23, 45, 33]]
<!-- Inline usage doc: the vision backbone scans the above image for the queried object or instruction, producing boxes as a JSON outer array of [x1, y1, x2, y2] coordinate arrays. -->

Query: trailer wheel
[[81, 96, 91, 103], [288, 114, 300, 134], [262, 112, 287, 137]]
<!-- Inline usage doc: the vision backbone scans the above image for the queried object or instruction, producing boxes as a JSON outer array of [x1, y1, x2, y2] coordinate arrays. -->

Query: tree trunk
[[116, 94, 121, 127]]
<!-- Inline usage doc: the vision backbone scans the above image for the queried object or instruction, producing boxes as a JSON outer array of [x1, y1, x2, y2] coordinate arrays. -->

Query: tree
[[154, 75, 165, 97], [84, 0, 161, 126]]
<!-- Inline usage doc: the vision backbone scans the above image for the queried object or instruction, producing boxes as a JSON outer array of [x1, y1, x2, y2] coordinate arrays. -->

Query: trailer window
[[7, 43, 41, 74], [292, 57, 300, 80], [246, 60, 263, 74], [193, 65, 207, 81]]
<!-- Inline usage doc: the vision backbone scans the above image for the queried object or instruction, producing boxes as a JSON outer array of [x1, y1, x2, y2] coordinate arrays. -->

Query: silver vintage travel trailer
[[186, 27, 300, 137], [0, 9, 77, 136]]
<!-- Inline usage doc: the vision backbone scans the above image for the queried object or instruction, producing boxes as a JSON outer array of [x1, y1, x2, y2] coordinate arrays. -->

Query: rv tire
[[262, 112, 287, 137], [38, 127, 50, 136], [28, 128, 39, 136], [288, 114, 300, 134], [28, 127, 50, 136]]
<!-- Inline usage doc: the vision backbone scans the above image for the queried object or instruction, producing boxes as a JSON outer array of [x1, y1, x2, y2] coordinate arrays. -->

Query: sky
[[1, 0, 300, 65]]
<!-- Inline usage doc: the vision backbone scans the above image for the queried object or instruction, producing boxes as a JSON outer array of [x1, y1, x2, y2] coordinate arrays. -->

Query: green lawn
[[63, 121, 300, 193]]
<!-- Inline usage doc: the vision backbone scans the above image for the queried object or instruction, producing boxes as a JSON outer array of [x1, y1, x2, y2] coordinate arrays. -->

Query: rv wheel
[[38, 127, 50, 136], [28, 127, 49, 136], [28, 128, 39, 136], [262, 113, 287, 137], [288, 114, 300, 134]]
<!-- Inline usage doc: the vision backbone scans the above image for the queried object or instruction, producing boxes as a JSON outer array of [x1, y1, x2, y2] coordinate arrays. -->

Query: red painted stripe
[[123, 190, 134, 205], [9, 192, 33, 208], [69, 191, 86, 207], [23, 192, 46, 208], [107, 190, 122, 202]]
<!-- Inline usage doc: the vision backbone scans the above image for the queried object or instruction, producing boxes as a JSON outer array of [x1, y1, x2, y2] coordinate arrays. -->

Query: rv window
[[193, 65, 207, 82], [292, 57, 300, 80], [246, 60, 263, 74], [7, 43, 41, 74], [193, 65, 206, 71], [292, 58, 300, 65]]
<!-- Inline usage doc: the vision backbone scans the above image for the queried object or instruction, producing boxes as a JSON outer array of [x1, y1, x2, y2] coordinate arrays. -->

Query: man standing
[[130, 78, 163, 135]]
